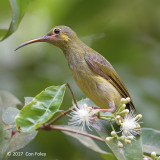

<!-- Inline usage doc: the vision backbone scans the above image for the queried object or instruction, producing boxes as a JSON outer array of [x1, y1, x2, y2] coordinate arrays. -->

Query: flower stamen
[[68, 101, 94, 131]]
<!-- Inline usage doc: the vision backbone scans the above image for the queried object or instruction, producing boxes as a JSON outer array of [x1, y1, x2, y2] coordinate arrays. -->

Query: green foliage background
[[0, 0, 160, 159]]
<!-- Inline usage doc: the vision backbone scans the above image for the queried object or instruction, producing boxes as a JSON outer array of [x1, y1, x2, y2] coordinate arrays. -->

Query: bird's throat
[[61, 39, 86, 62]]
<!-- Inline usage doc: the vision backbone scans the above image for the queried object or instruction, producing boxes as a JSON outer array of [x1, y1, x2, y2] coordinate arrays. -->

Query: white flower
[[120, 111, 141, 138], [68, 101, 94, 131]]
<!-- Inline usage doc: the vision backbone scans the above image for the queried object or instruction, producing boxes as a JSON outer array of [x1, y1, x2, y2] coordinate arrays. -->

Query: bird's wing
[[84, 52, 135, 111]]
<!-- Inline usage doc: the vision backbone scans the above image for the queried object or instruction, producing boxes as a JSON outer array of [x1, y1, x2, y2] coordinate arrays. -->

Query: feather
[[84, 52, 136, 111]]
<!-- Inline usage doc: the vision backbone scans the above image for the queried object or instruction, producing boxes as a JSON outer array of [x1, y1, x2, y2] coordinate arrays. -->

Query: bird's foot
[[90, 114, 98, 122], [88, 105, 115, 113], [93, 108, 115, 113], [90, 109, 115, 123], [88, 106, 115, 122]]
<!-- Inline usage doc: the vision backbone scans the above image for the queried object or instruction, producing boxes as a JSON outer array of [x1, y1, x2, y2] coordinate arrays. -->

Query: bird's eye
[[54, 29, 60, 34]]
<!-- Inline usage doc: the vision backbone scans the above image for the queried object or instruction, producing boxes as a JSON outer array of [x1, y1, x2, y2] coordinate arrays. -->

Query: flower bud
[[126, 97, 131, 103], [118, 141, 123, 148], [135, 114, 142, 120], [116, 115, 121, 120], [111, 131, 117, 137], [116, 119, 121, 125], [116, 115, 121, 125], [119, 104, 126, 112], [120, 136, 126, 141], [120, 98, 126, 104], [120, 109, 129, 114], [135, 124, 141, 129], [127, 136, 134, 140], [106, 137, 113, 142], [151, 152, 156, 160], [125, 139, 131, 144]]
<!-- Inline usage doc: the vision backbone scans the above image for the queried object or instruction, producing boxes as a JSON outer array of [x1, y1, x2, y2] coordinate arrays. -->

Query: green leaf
[[24, 97, 34, 106], [15, 85, 66, 132], [79, 98, 143, 160], [62, 125, 106, 154], [0, 128, 37, 160], [93, 120, 143, 160], [62, 125, 116, 160], [100, 153, 117, 160], [7, 131, 37, 153], [0, 29, 8, 38], [0, 91, 21, 152], [0, 90, 22, 109], [142, 128, 160, 155], [93, 120, 126, 160], [0, 0, 30, 41], [2, 107, 19, 124], [123, 134, 143, 160], [0, 91, 37, 159]]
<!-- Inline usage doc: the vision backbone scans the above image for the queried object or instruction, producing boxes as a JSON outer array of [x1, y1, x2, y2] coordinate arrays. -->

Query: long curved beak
[[15, 36, 49, 51]]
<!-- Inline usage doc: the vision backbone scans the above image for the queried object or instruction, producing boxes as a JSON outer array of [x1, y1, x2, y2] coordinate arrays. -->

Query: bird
[[15, 25, 135, 113]]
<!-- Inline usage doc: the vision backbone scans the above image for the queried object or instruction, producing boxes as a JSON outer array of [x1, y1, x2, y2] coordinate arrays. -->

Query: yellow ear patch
[[52, 28, 69, 41], [61, 34, 70, 41]]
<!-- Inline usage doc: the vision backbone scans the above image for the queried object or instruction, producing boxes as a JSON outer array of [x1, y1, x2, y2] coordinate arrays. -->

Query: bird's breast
[[71, 61, 122, 109], [65, 50, 122, 109]]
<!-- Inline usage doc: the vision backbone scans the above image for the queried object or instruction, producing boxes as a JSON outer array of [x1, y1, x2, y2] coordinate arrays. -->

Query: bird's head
[[15, 25, 77, 51]]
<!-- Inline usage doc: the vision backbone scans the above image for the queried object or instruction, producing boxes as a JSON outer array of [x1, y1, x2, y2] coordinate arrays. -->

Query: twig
[[39, 125, 104, 142], [44, 107, 74, 127], [100, 117, 114, 121], [66, 83, 78, 108], [110, 121, 115, 132]]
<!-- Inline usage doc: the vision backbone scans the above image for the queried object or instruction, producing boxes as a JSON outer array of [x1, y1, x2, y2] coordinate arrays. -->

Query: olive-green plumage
[[15, 25, 135, 112]]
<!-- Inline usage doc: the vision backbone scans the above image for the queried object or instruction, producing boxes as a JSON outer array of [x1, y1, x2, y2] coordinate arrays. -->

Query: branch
[[66, 83, 79, 108], [44, 107, 74, 127], [38, 125, 104, 142]]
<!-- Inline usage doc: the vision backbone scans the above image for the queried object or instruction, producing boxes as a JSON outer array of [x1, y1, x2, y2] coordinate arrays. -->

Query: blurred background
[[0, 0, 160, 159]]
